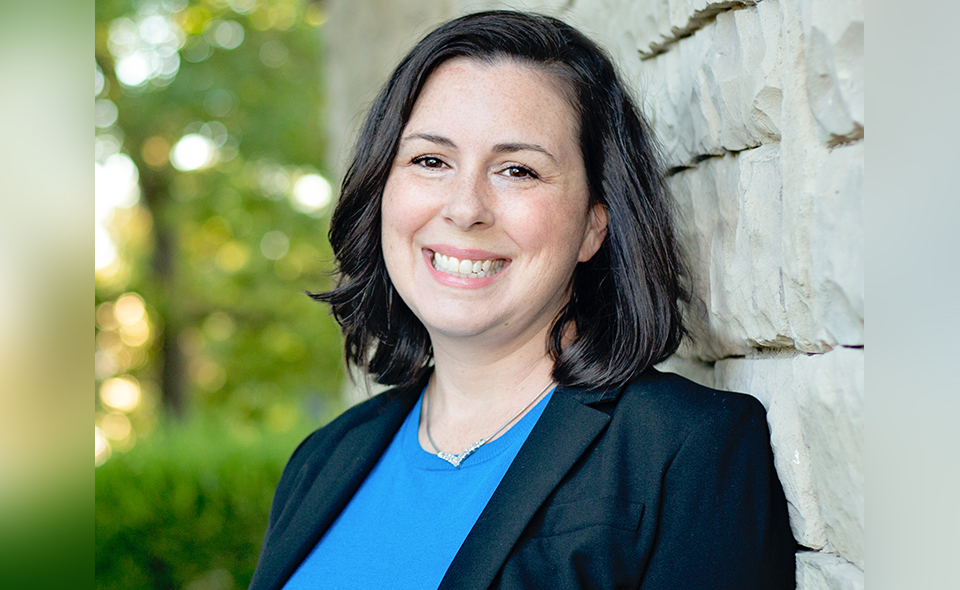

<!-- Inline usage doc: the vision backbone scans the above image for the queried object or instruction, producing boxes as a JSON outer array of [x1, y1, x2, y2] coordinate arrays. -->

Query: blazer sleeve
[[639, 396, 797, 589], [263, 429, 323, 532]]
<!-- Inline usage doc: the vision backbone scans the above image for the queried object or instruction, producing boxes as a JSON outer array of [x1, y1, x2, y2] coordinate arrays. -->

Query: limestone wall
[[322, 0, 864, 586]]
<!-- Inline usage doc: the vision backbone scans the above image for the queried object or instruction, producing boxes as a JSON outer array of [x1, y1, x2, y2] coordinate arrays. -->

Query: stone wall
[[322, 0, 864, 587]]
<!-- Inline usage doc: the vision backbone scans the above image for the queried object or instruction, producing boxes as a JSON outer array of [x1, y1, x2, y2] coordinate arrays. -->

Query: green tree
[[95, 3, 347, 586], [95, 0, 343, 437]]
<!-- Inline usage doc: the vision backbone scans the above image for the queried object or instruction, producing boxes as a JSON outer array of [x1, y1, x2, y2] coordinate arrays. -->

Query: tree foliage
[[95, 1, 346, 585], [96, 417, 310, 589], [95, 0, 344, 435]]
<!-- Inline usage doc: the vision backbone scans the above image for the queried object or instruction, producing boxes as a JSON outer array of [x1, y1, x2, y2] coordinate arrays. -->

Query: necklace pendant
[[437, 439, 485, 468], [437, 451, 467, 468], [424, 381, 554, 469]]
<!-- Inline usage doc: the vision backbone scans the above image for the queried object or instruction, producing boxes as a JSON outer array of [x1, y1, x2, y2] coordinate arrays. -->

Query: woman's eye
[[413, 156, 445, 169], [502, 166, 537, 179]]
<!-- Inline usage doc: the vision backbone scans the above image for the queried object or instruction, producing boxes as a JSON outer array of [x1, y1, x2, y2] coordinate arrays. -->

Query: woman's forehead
[[404, 57, 580, 150], [421, 56, 574, 105]]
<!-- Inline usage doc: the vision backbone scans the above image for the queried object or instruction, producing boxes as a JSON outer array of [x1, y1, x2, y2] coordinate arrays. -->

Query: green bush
[[96, 417, 318, 590]]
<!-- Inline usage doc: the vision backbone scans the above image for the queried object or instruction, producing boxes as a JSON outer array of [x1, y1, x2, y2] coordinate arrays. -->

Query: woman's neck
[[419, 326, 557, 453]]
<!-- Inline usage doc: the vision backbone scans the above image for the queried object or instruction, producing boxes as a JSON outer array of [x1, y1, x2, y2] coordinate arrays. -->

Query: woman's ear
[[578, 203, 609, 262]]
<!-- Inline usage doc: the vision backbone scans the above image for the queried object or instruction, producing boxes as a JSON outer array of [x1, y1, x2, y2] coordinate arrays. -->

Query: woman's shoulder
[[284, 385, 419, 470], [609, 368, 770, 451], [622, 368, 765, 416]]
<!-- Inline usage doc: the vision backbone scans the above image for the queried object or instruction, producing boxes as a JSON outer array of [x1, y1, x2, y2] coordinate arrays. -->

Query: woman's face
[[381, 57, 607, 350]]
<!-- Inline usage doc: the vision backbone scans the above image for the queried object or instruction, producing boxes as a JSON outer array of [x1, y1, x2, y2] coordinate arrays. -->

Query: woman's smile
[[421, 246, 511, 290], [429, 251, 506, 280]]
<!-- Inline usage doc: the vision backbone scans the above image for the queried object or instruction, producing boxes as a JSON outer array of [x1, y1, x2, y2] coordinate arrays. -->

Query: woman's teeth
[[431, 252, 505, 278]]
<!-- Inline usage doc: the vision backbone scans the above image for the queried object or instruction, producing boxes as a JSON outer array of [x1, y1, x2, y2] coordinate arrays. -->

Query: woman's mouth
[[430, 251, 506, 279]]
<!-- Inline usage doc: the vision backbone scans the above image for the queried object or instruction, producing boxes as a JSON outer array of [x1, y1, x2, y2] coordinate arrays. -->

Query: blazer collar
[[438, 383, 617, 590], [253, 380, 423, 590]]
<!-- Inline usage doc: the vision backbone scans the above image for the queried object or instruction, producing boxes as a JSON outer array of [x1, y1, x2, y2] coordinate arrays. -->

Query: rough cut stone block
[[712, 355, 826, 549], [805, 142, 863, 346], [672, 145, 791, 359], [793, 348, 864, 567], [563, 0, 657, 93], [798, 0, 864, 142], [778, 139, 863, 353], [670, 138, 862, 360], [634, 1, 782, 167], [569, 0, 671, 64], [796, 550, 864, 590], [578, 0, 764, 60]]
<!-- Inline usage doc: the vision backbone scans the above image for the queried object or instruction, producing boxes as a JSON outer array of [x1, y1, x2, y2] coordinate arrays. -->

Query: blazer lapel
[[252, 387, 420, 590], [439, 387, 615, 590]]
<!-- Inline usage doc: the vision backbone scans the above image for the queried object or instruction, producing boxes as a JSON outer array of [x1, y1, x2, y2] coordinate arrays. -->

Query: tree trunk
[[139, 166, 186, 418]]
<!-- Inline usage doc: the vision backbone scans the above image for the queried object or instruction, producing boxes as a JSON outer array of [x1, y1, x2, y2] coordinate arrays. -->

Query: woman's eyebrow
[[399, 132, 457, 148], [492, 142, 558, 164], [399, 134, 558, 164]]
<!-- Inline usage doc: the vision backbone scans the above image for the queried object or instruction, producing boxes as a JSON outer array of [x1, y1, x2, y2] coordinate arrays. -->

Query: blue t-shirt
[[283, 387, 554, 590]]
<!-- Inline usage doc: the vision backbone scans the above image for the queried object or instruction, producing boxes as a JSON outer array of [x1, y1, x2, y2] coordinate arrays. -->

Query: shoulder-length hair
[[314, 10, 687, 391]]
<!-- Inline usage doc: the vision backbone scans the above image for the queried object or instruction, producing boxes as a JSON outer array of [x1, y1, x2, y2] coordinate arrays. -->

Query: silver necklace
[[424, 380, 555, 468]]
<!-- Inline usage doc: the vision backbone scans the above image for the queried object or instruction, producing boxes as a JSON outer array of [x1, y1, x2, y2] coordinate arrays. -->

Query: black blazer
[[249, 369, 797, 589]]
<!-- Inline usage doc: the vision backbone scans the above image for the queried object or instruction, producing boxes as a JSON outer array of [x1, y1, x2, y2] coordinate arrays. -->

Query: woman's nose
[[439, 172, 494, 230]]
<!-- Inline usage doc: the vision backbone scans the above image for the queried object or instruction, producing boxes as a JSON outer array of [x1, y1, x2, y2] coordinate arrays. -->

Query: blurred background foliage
[[95, 0, 345, 587]]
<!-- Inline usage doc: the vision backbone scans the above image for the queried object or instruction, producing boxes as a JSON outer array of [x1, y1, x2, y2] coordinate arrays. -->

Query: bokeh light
[[181, 37, 213, 63], [95, 131, 123, 162], [92, 0, 334, 463], [260, 230, 289, 260], [95, 153, 141, 271], [95, 352, 119, 381], [96, 301, 118, 330], [108, 12, 185, 88], [114, 292, 146, 325], [215, 241, 250, 272], [100, 376, 142, 413], [203, 88, 237, 117], [95, 99, 119, 128], [203, 311, 236, 342], [101, 412, 133, 442], [95, 62, 106, 96], [189, 356, 227, 391], [141, 135, 171, 167], [257, 161, 292, 198], [170, 133, 218, 171], [205, 20, 245, 50], [291, 173, 332, 215], [95, 426, 111, 466], [120, 321, 151, 347], [113, 293, 146, 326], [96, 227, 119, 271], [200, 121, 230, 147], [259, 39, 288, 68], [95, 153, 140, 211], [229, 0, 257, 15]]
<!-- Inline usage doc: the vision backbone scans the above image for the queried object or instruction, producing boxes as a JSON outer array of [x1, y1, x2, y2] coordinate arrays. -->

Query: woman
[[250, 11, 796, 590]]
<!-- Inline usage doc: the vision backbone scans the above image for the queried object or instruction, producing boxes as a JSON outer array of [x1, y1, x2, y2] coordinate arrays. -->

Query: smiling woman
[[250, 11, 797, 590]]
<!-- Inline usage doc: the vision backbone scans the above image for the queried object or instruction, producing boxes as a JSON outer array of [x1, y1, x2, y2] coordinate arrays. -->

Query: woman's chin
[[420, 314, 500, 342]]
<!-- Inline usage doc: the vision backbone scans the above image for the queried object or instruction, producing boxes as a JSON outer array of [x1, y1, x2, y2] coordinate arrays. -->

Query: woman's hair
[[314, 10, 688, 391]]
